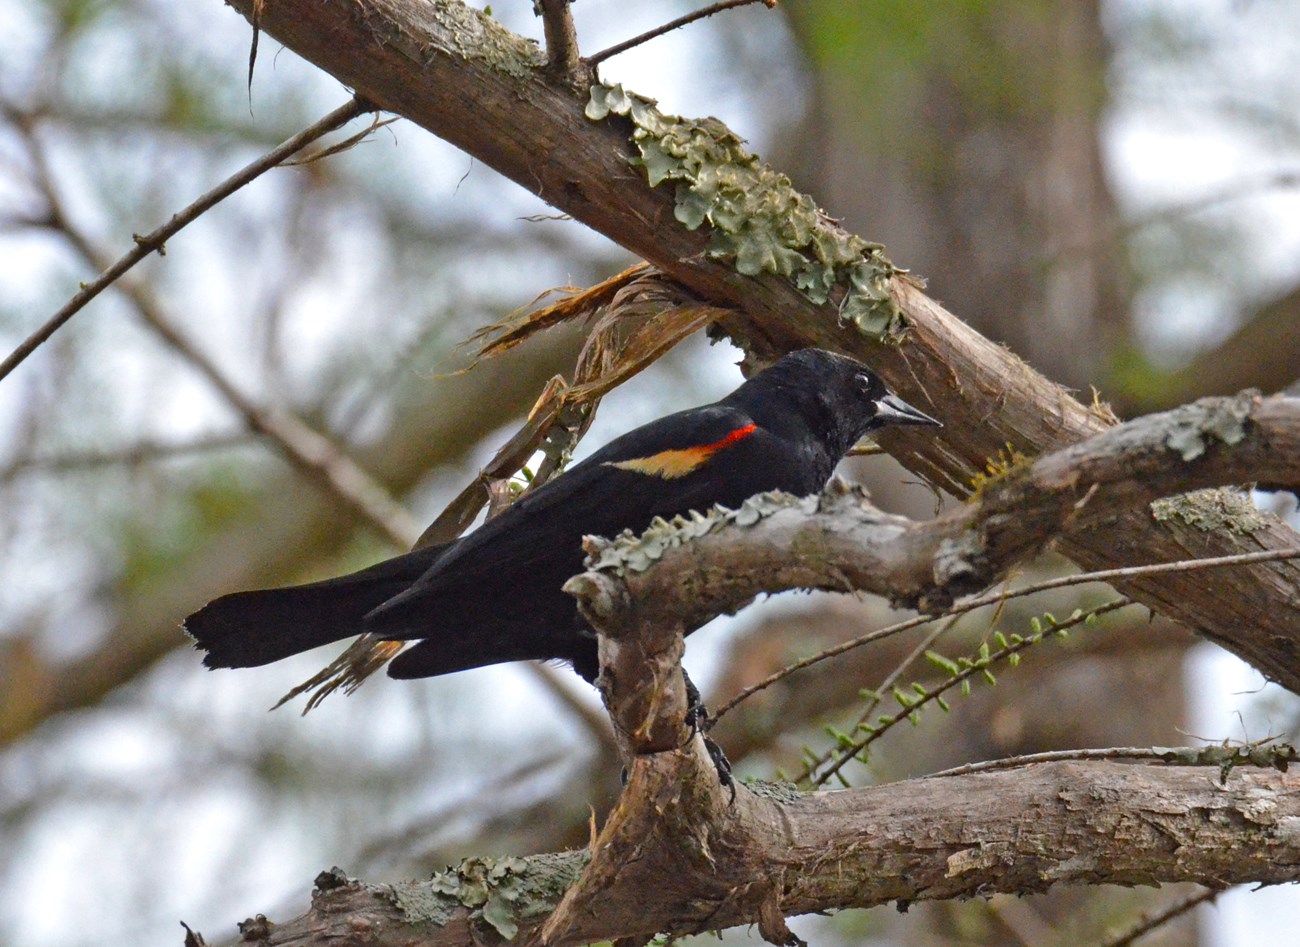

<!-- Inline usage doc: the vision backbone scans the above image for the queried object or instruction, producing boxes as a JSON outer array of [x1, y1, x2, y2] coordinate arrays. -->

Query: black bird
[[186, 349, 940, 685]]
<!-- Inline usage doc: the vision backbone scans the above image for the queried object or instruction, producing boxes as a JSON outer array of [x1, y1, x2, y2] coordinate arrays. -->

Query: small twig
[[587, 0, 777, 68], [811, 600, 1130, 787], [712, 547, 1300, 722], [1100, 887, 1224, 947], [926, 738, 1297, 779], [1, 432, 255, 478], [536, 0, 584, 83], [19, 120, 419, 550], [797, 614, 961, 787], [282, 114, 400, 166], [0, 96, 372, 385]]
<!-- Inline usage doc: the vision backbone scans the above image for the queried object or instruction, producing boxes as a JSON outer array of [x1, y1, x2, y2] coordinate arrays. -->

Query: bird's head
[[750, 349, 941, 457]]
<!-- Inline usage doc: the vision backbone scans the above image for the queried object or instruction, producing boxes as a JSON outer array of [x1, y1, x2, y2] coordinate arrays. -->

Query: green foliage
[[808, 605, 1102, 786]]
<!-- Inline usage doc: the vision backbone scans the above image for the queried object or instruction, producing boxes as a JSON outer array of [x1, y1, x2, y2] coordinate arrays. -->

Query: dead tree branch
[[220, 756, 1300, 947]]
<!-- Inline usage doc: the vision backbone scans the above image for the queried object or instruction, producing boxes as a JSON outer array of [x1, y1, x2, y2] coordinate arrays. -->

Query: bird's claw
[[703, 734, 736, 804], [683, 669, 735, 804]]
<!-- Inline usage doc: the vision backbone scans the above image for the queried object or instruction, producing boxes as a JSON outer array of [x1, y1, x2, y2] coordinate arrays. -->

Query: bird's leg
[[682, 667, 735, 803], [683, 667, 711, 737]]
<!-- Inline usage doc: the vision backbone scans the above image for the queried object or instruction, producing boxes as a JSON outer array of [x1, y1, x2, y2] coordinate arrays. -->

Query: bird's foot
[[703, 734, 736, 804], [683, 668, 735, 804]]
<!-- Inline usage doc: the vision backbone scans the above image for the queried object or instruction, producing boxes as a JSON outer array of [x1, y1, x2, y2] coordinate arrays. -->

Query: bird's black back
[[373, 350, 890, 680], [185, 348, 938, 684]]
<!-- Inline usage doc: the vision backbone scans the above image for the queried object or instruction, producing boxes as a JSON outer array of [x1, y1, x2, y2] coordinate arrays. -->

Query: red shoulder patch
[[606, 424, 757, 479]]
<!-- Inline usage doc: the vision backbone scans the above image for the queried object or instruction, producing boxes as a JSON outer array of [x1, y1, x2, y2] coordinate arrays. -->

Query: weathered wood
[[232, 759, 1300, 946]]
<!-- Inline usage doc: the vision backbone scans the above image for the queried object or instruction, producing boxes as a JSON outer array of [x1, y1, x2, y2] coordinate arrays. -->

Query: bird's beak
[[875, 392, 942, 428]]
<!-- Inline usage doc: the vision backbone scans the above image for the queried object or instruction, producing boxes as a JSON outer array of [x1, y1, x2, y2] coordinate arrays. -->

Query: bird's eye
[[855, 372, 877, 395]]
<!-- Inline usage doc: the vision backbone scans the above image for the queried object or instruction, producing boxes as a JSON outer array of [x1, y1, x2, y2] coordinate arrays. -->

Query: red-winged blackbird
[[186, 349, 940, 684]]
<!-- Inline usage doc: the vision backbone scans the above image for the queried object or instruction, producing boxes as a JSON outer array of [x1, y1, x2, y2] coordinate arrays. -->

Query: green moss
[[966, 443, 1032, 499], [1150, 488, 1267, 534], [586, 83, 904, 339]]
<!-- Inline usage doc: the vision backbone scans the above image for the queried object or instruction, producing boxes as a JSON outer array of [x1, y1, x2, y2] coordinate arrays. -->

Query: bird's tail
[[185, 545, 445, 670]]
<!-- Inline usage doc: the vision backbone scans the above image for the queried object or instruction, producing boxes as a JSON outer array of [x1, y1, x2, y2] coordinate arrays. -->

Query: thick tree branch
[[215, 0, 1300, 695], [221, 759, 1300, 947], [570, 393, 1300, 674]]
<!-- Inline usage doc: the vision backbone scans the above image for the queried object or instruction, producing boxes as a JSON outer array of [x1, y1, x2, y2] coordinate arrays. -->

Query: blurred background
[[2, 1, 1299, 945]]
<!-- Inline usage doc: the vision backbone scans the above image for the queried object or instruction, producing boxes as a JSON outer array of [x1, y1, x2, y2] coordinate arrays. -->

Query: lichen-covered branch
[[568, 393, 1300, 666], [221, 758, 1300, 947], [216, 0, 1300, 696]]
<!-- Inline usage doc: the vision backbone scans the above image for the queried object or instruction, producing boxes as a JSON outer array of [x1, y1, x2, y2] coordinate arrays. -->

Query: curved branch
[[0, 97, 370, 384]]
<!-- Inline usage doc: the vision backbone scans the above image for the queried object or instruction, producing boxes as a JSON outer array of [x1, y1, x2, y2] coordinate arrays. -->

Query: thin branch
[[1101, 887, 1225, 947], [811, 600, 1133, 787], [587, 0, 777, 68], [811, 615, 959, 787], [712, 547, 1300, 722], [0, 432, 256, 478], [536, 0, 585, 84], [18, 118, 420, 549], [927, 739, 1299, 780], [0, 96, 371, 385]]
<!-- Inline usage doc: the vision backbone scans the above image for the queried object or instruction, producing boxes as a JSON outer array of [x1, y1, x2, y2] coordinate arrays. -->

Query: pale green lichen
[[585, 491, 814, 576], [421, 0, 545, 78], [1163, 391, 1256, 462], [1152, 742, 1298, 783], [1150, 487, 1267, 534], [389, 852, 587, 938], [586, 83, 904, 339], [388, 880, 460, 928]]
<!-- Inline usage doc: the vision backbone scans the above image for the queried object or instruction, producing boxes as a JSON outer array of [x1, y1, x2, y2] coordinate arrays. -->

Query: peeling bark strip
[[220, 0, 1300, 691], [221, 763, 1300, 947]]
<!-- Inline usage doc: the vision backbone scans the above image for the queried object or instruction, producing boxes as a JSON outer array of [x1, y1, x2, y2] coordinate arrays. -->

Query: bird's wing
[[364, 404, 780, 633]]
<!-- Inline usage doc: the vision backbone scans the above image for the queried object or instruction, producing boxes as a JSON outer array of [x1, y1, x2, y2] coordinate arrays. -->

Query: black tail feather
[[185, 545, 445, 669]]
